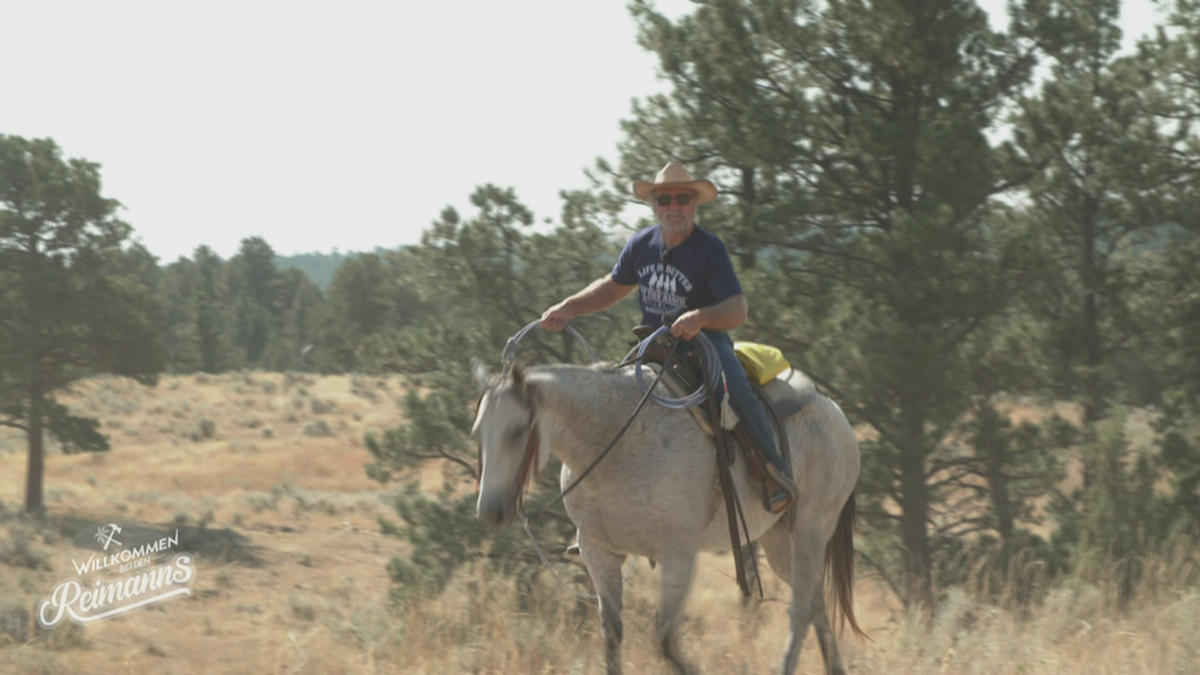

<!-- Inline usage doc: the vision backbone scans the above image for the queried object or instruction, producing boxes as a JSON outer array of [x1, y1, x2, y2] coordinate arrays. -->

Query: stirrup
[[762, 463, 798, 514], [766, 488, 792, 513]]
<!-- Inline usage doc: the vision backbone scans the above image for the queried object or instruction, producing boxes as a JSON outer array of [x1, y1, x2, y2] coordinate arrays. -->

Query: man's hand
[[540, 304, 573, 331], [669, 310, 706, 340]]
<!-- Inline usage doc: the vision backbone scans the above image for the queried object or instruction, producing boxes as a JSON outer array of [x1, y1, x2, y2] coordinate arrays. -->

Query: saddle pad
[[761, 367, 820, 420]]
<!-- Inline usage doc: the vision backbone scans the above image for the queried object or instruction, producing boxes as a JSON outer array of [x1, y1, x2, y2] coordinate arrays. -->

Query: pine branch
[[406, 450, 478, 481]]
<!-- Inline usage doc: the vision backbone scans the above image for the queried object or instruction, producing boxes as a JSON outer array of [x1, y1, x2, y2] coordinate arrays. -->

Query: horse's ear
[[510, 363, 525, 392], [471, 357, 492, 391]]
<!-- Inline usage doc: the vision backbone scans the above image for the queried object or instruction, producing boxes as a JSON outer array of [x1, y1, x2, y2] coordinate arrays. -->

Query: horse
[[472, 360, 863, 675]]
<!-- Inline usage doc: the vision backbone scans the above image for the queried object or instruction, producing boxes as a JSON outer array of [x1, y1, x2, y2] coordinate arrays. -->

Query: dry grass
[[0, 374, 1195, 674]]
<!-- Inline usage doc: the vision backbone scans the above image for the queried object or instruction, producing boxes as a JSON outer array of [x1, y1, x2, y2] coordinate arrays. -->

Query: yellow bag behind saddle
[[733, 341, 791, 386]]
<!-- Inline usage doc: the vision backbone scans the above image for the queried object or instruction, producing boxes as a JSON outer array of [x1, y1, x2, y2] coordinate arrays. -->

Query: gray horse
[[472, 360, 863, 675]]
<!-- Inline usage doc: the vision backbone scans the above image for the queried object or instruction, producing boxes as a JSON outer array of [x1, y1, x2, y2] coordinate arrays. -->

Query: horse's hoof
[[566, 542, 580, 555]]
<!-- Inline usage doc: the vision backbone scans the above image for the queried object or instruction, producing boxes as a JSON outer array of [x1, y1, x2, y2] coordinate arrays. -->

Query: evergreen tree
[[1013, 0, 1181, 431], [158, 255, 204, 372], [1047, 412, 1164, 604], [599, 0, 1044, 605], [326, 252, 392, 366], [363, 186, 637, 597], [1155, 227, 1200, 531], [226, 236, 282, 367], [1139, 0, 1200, 542], [263, 267, 325, 372], [0, 135, 164, 514], [193, 245, 234, 373]]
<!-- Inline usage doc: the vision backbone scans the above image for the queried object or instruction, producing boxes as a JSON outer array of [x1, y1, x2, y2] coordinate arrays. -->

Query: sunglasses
[[655, 193, 693, 207]]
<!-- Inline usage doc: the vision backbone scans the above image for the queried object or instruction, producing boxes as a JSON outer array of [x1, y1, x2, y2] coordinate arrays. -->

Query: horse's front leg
[[657, 551, 699, 675], [578, 542, 627, 675]]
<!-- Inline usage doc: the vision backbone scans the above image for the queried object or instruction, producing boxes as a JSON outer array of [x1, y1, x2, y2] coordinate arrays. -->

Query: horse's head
[[471, 359, 543, 528]]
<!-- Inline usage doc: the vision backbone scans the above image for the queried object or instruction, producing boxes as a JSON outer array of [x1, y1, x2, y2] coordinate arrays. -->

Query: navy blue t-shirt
[[611, 225, 743, 327]]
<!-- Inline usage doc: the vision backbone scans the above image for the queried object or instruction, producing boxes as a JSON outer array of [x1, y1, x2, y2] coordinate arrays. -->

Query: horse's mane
[[533, 361, 624, 374], [480, 361, 627, 402]]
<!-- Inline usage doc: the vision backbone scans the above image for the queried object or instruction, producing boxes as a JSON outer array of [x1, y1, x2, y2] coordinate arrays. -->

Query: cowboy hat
[[632, 162, 718, 206]]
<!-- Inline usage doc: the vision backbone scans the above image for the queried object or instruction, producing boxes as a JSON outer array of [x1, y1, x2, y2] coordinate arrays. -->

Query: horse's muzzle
[[477, 494, 516, 528]]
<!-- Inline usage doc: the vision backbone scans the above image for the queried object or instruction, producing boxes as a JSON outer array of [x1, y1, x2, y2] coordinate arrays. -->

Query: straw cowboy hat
[[632, 162, 718, 206]]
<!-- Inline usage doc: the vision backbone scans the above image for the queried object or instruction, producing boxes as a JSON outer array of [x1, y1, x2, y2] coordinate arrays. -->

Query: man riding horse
[[540, 161, 796, 512]]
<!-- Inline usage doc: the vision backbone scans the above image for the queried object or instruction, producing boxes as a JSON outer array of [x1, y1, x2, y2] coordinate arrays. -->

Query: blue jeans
[[679, 330, 790, 473]]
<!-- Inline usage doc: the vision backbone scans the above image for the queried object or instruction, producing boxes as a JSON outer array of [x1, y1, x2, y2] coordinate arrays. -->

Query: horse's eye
[[509, 427, 525, 442]]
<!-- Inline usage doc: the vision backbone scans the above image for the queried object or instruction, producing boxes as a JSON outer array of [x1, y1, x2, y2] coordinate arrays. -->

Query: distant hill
[[156, 247, 394, 290], [274, 250, 358, 290], [275, 247, 396, 290]]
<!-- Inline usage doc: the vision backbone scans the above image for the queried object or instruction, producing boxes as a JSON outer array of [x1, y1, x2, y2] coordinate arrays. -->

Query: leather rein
[[475, 343, 679, 521], [512, 417, 541, 509]]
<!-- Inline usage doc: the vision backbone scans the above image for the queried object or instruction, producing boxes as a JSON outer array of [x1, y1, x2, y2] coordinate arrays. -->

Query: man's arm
[[540, 276, 637, 331], [669, 294, 747, 340]]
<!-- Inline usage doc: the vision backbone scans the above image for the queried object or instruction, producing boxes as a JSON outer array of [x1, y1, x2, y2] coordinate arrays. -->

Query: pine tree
[[227, 236, 282, 367], [327, 253, 391, 357], [263, 267, 325, 372], [363, 186, 637, 597], [599, 0, 1044, 605], [0, 135, 164, 514], [1012, 0, 1180, 434], [193, 245, 234, 373]]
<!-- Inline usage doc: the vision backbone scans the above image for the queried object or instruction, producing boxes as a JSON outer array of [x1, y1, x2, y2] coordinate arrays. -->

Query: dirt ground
[[0, 373, 439, 674]]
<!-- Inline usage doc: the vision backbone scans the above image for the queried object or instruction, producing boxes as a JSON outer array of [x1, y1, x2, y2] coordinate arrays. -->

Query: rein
[[478, 322, 681, 602], [477, 337, 681, 519], [478, 334, 678, 603], [524, 341, 679, 521], [512, 420, 540, 510], [515, 345, 677, 604]]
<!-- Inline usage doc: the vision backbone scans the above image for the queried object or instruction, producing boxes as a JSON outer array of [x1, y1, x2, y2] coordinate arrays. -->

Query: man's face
[[652, 188, 697, 236]]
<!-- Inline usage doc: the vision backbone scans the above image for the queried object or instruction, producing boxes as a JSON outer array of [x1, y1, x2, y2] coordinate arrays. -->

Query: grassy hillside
[[0, 374, 1195, 674]]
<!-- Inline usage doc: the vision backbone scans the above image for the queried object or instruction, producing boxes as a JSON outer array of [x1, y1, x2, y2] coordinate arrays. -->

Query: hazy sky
[[3, 0, 1165, 262]]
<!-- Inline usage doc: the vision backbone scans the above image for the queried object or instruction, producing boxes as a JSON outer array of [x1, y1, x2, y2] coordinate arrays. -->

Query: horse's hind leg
[[657, 551, 699, 675], [811, 586, 847, 675], [579, 544, 627, 675], [758, 521, 844, 675]]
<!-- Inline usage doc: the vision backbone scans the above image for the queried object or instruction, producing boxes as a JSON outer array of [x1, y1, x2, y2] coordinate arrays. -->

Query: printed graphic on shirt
[[637, 262, 694, 319]]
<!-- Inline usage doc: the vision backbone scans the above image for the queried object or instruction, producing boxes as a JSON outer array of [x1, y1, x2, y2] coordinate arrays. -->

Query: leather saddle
[[629, 327, 815, 510]]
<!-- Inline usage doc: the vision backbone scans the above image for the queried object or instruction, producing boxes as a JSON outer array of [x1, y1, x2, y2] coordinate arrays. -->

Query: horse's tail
[[825, 490, 867, 639]]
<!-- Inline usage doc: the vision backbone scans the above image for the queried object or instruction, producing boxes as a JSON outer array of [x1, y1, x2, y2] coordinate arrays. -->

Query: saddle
[[629, 327, 814, 513]]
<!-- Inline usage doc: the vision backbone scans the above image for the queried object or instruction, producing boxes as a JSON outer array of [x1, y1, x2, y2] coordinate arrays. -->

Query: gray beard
[[660, 216, 692, 236]]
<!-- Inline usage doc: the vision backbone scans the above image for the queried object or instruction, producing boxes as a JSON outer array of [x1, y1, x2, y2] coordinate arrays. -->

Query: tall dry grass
[[316, 542, 1200, 675], [1, 374, 1196, 674]]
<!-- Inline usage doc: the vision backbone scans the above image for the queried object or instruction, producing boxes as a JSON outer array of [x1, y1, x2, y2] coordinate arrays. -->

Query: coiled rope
[[626, 325, 722, 410]]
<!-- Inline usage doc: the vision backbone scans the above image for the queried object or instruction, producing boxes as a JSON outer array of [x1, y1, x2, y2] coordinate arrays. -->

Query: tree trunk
[[738, 167, 758, 269], [978, 406, 1016, 540], [24, 386, 44, 515], [986, 461, 1015, 541], [899, 401, 933, 607], [23, 226, 46, 515], [1080, 191, 1103, 491]]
